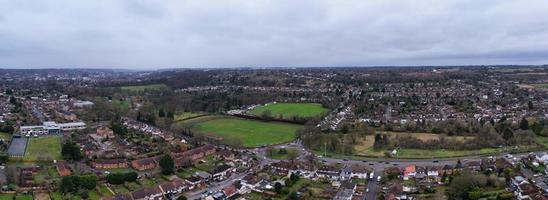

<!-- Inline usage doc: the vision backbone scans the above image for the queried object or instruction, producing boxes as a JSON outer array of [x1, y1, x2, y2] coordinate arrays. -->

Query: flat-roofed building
[[20, 121, 86, 136]]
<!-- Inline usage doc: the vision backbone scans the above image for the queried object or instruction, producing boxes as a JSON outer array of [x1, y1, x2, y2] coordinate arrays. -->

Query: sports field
[[249, 103, 329, 119], [120, 84, 168, 92], [191, 117, 301, 147], [24, 136, 62, 161]]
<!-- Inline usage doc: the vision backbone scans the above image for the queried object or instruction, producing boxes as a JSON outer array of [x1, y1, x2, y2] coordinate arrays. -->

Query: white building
[[20, 121, 86, 136]]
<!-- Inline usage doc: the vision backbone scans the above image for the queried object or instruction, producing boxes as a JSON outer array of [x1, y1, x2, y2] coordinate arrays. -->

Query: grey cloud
[[0, 0, 547, 69]]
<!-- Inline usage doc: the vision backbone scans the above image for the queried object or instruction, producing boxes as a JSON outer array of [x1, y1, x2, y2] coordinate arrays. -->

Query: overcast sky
[[1, 0, 548, 69]]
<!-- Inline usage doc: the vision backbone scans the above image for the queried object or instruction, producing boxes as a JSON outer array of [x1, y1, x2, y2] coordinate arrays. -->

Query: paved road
[[364, 170, 381, 200]]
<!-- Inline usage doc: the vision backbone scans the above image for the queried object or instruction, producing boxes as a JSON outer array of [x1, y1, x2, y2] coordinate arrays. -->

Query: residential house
[[217, 149, 235, 161], [173, 145, 216, 168], [223, 185, 238, 199], [317, 165, 341, 180], [159, 179, 187, 196], [403, 165, 416, 180], [92, 159, 128, 169], [515, 182, 539, 200], [131, 186, 163, 200], [131, 157, 158, 171], [56, 161, 72, 177], [185, 176, 203, 190], [439, 164, 454, 175], [211, 164, 234, 181], [96, 126, 114, 138], [465, 161, 481, 172]]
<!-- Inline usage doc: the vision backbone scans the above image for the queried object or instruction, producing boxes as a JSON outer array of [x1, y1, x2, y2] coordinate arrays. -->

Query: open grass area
[[380, 131, 471, 142], [249, 103, 329, 119], [174, 112, 206, 121], [531, 83, 548, 89], [191, 116, 301, 147], [50, 192, 63, 200], [353, 133, 472, 157], [0, 131, 10, 141], [351, 133, 500, 159], [394, 148, 499, 159], [120, 84, 168, 92], [14, 195, 33, 200], [0, 194, 14, 200], [98, 184, 114, 197], [24, 135, 62, 161], [111, 99, 130, 110], [536, 136, 548, 148], [266, 147, 299, 160]]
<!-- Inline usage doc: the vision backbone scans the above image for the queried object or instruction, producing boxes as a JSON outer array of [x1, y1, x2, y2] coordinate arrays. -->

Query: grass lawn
[[120, 84, 168, 92], [112, 184, 130, 194], [352, 133, 484, 158], [50, 192, 63, 200], [24, 135, 62, 161], [111, 99, 130, 110], [175, 112, 206, 121], [0, 194, 14, 200], [176, 167, 200, 179], [98, 184, 114, 196], [0, 131, 10, 141], [349, 147, 501, 159], [535, 136, 548, 148], [88, 190, 102, 200], [15, 195, 33, 200], [192, 117, 301, 147], [249, 103, 328, 119], [104, 168, 136, 174], [266, 148, 299, 160], [97, 184, 114, 197]]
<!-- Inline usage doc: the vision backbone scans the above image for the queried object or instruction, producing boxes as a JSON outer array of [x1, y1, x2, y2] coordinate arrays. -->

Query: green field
[[120, 84, 168, 92], [175, 112, 206, 121], [191, 117, 302, 147], [0, 131, 10, 141], [266, 147, 299, 160], [0, 194, 14, 200], [24, 136, 62, 161], [532, 83, 548, 89], [111, 99, 130, 110], [249, 103, 329, 119]]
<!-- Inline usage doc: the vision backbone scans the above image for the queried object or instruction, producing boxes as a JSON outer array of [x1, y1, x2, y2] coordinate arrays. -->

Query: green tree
[[159, 108, 166, 118], [159, 155, 175, 175], [468, 187, 483, 200], [124, 172, 138, 182], [290, 173, 300, 183], [60, 176, 79, 193], [61, 142, 83, 161], [79, 175, 98, 190], [520, 117, 529, 130], [106, 173, 126, 185], [111, 121, 127, 136], [274, 182, 283, 194], [503, 128, 514, 141], [288, 191, 299, 200], [177, 196, 187, 200]]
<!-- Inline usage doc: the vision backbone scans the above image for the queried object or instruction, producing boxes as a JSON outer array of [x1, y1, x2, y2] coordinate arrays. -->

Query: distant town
[[0, 66, 548, 200]]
